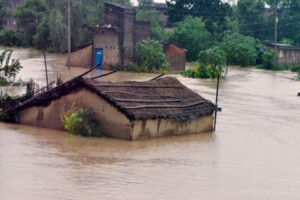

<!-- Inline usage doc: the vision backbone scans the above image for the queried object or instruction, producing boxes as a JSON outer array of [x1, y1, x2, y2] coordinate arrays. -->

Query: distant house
[[70, 2, 152, 69], [11, 76, 215, 140], [5, 0, 24, 31], [163, 42, 186, 72], [264, 41, 300, 65]]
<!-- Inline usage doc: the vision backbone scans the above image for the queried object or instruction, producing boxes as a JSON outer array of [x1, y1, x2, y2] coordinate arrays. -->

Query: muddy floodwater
[[1, 47, 300, 200]]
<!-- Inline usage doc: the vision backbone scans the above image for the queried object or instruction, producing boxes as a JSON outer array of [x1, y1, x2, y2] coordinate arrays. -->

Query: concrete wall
[[17, 88, 133, 139], [93, 29, 120, 69], [132, 116, 213, 140], [70, 45, 92, 68]]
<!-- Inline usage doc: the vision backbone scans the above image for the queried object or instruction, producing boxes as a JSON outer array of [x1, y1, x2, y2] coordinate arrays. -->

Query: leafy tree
[[14, 0, 47, 46], [0, 0, 10, 29], [170, 16, 212, 61], [198, 47, 226, 78], [220, 33, 258, 66], [0, 50, 22, 83], [136, 39, 170, 72], [237, 0, 270, 40], [166, 0, 232, 34]]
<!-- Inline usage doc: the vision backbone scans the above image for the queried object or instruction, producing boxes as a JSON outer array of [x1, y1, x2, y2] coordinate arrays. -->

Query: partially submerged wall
[[17, 88, 133, 139], [132, 116, 213, 140], [70, 44, 92, 68], [17, 87, 213, 140]]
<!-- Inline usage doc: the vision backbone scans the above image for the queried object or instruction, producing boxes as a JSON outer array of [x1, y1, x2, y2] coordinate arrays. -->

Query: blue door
[[94, 48, 103, 69]]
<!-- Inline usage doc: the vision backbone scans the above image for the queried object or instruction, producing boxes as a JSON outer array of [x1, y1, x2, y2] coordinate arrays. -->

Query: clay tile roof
[[10, 77, 215, 121], [82, 77, 215, 120]]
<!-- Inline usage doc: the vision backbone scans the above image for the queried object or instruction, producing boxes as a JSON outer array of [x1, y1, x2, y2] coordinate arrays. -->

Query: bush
[[0, 30, 24, 47], [0, 49, 23, 84], [180, 64, 210, 79], [61, 105, 105, 137], [136, 39, 170, 73], [290, 65, 300, 72]]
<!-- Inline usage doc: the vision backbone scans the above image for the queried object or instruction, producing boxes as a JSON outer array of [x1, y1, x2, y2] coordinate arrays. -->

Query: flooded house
[[265, 41, 300, 65], [9, 75, 215, 140], [69, 2, 152, 69], [163, 42, 186, 72]]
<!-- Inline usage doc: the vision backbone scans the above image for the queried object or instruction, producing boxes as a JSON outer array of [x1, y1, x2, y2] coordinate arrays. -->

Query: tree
[[220, 33, 258, 66], [0, 50, 22, 83], [198, 47, 226, 78], [237, 0, 270, 40], [136, 39, 170, 72], [170, 16, 212, 61], [0, 0, 10, 29], [14, 0, 47, 46], [166, 0, 232, 34]]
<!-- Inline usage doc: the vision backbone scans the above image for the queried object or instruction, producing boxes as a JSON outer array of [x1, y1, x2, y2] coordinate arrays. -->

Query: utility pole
[[67, 0, 71, 69], [274, 0, 278, 63]]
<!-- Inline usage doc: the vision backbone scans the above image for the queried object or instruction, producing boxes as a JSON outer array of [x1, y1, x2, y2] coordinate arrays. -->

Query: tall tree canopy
[[170, 16, 212, 61], [0, 0, 10, 29], [14, 0, 131, 52], [166, 0, 232, 33], [237, 0, 270, 40]]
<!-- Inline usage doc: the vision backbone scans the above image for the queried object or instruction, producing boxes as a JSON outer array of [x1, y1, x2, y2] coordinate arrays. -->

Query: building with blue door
[[69, 2, 152, 69]]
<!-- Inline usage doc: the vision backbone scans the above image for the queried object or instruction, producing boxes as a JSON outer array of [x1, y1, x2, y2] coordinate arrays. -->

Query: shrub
[[0, 30, 24, 47], [0, 49, 23, 85], [136, 39, 170, 73], [290, 65, 300, 72], [61, 105, 105, 137], [180, 64, 210, 79]]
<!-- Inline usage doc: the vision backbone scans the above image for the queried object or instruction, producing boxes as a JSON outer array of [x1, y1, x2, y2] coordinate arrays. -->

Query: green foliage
[[136, 39, 170, 72], [220, 33, 258, 67], [0, 30, 24, 47], [166, 0, 232, 34], [170, 16, 212, 61], [290, 65, 300, 72], [237, 0, 269, 40], [0, 50, 22, 84], [180, 64, 210, 79], [14, 0, 131, 52], [281, 38, 294, 45], [0, 0, 10, 29], [61, 105, 105, 137]]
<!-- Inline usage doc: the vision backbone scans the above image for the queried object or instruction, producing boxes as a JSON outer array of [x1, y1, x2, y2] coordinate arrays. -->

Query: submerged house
[[9, 76, 215, 140], [264, 41, 300, 65], [70, 2, 152, 69], [163, 42, 186, 72]]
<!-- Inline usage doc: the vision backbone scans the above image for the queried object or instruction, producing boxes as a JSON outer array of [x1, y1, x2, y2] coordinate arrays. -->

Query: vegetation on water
[[61, 105, 105, 137], [0, 49, 23, 85]]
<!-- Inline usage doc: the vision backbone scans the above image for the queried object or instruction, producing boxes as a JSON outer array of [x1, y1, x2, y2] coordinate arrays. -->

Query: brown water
[[1, 47, 300, 200]]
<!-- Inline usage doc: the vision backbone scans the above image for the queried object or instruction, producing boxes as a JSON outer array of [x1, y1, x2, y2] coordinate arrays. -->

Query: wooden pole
[[67, 0, 71, 69], [42, 50, 49, 90], [213, 74, 220, 131], [274, 0, 278, 63]]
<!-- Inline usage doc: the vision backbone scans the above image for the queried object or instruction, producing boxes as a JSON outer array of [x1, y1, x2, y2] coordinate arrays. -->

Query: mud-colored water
[[1, 47, 300, 200]]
